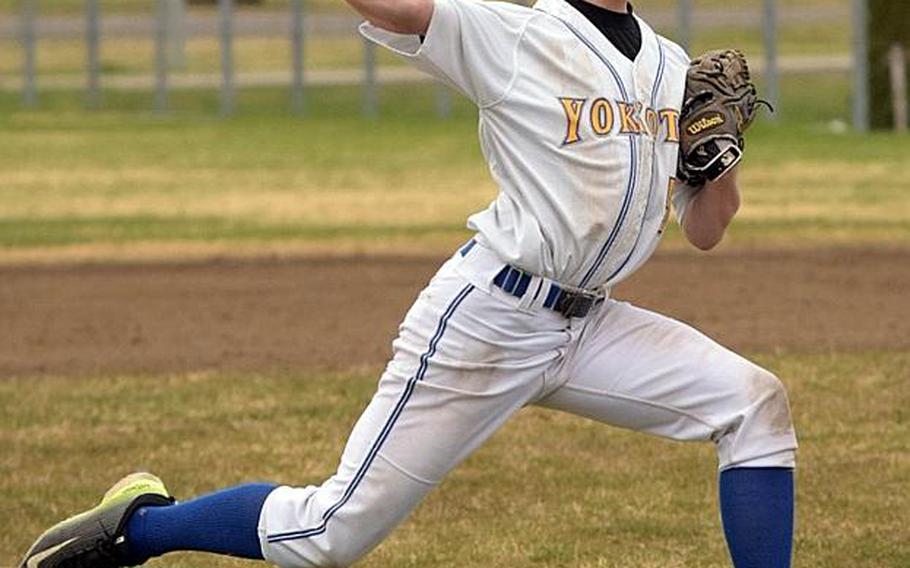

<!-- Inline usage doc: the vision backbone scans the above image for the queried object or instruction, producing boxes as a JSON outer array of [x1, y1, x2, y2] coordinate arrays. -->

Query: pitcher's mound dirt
[[2, 248, 907, 377]]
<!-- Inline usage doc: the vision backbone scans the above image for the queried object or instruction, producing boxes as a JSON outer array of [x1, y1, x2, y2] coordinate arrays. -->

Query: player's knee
[[750, 368, 793, 430], [718, 366, 797, 469]]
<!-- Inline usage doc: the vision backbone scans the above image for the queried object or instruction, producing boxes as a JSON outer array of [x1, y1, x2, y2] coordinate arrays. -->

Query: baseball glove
[[677, 49, 770, 187]]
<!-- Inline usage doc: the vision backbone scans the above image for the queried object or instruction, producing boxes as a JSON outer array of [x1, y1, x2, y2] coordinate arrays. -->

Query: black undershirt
[[564, 0, 642, 61]]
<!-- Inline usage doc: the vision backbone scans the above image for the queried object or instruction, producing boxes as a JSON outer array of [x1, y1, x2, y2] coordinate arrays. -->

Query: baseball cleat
[[19, 472, 174, 568]]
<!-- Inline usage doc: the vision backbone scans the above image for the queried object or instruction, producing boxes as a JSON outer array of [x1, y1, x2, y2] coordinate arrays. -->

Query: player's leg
[[124, 483, 278, 561], [536, 300, 797, 568], [20, 254, 570, 568], [257, 262, 568, 567]]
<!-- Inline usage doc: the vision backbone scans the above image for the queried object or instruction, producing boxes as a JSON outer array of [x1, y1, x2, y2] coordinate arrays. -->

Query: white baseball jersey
[[361, 0, 693, 291]]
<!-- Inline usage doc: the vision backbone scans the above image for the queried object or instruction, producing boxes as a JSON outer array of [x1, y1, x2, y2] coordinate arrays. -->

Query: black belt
[[492, 265, 602, 319], [460, 239, 603, 318]]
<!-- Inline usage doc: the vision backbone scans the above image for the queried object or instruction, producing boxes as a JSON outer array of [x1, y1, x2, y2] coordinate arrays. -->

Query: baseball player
[[20, 1, 796, 567]]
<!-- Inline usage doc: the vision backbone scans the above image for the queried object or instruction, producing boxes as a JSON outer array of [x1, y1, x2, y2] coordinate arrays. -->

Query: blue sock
[[125, 483, 277, 562], [719, 467, 794, 568]]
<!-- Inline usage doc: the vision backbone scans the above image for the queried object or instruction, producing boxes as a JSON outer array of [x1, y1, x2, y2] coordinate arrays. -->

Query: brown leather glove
[[677, 49, 769, 186]]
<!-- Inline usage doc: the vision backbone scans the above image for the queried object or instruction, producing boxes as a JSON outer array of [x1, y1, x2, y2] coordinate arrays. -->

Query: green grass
[[1, 351, 907, 567], [3, 75, 909, 258], [0, 216, 466, 247]]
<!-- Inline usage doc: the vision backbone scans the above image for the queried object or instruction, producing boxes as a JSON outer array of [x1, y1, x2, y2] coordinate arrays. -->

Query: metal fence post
[[167, 0, 186, 70], [435, 84, 452, 118], [155, 0, 169, 113], [219, 0, 235, 116], [21, 0, 38, 108], [363, 37, 377, 118], [888, 43, 908, 133], [677, 0, 693, 54], [852, 0, 870, 132], [85, 0, 101, 109], [290, 0, 306, 115], [762, 0, 779, 120]]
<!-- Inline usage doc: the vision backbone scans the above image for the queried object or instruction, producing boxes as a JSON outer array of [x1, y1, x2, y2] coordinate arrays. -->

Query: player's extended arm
[[680, 167, 740, 251], [344, 0, 433, 34]]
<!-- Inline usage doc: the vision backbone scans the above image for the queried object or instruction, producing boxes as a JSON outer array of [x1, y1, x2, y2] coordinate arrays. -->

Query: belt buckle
[[557, 289, 600, 318]]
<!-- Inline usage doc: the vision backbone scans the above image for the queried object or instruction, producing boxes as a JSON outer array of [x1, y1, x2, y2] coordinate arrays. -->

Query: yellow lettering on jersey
[[660, 108, 681, 143], [559, 97, 587, 145], [617, 102, 644, 134], [645, 108, 659, 138], [589, 98, 615, 136]]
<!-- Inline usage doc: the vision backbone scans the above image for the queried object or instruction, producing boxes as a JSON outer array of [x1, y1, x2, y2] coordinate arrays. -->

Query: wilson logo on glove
[[686, 114, 726, 136]]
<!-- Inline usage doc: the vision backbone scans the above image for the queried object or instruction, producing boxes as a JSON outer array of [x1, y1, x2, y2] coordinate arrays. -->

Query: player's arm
[[675, 50, 765, 251], [344, 0, 433, 34], [680, 167, 741, 251], [358, 0, 526, 105]]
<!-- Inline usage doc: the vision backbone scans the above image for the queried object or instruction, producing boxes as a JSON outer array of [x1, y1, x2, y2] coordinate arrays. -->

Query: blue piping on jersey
[[549, 17, 639, 289], [604, 40, 668, 284], [265, 283, 475, 544], [578, 138, 638, 288]]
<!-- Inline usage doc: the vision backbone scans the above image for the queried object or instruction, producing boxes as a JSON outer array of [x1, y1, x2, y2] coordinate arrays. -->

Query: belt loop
[[516, 276, 545, 311], [459, 238, 477, 257], [542, 284, 561, 309]]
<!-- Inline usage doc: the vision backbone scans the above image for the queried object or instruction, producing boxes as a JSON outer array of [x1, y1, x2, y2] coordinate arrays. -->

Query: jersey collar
[[534, 0, 666, 105]]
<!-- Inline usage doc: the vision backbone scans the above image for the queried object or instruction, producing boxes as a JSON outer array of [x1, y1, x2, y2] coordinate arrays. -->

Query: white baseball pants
[[258, 242, 797, 567]]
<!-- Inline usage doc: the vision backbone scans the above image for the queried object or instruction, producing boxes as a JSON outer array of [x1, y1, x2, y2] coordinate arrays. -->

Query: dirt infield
[[2, 247, 908, 378]]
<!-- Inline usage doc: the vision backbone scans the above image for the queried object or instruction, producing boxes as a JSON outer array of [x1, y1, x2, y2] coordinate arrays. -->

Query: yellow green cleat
[[19, 473, 174, 568]]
